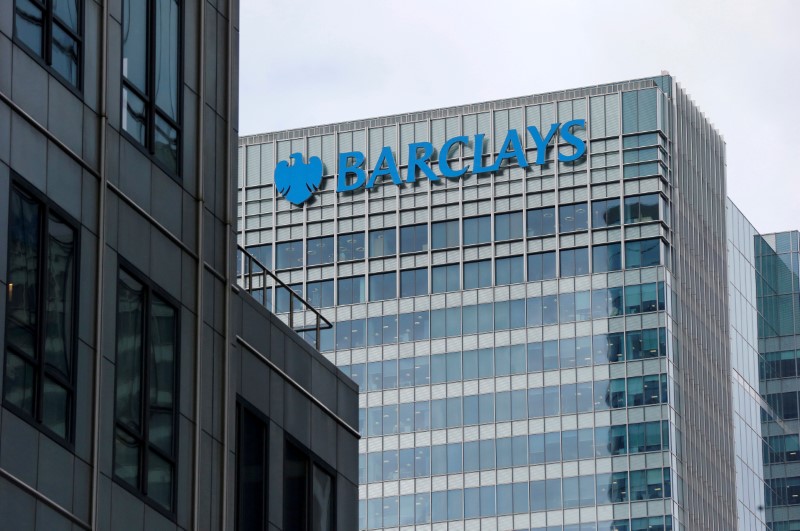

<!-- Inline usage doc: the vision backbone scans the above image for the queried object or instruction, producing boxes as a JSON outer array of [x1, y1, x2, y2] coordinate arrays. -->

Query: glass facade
[[237, 75, 762, 530]]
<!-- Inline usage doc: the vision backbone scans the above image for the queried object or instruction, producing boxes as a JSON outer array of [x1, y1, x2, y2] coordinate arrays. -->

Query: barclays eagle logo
[[274, 153, 323, 206]]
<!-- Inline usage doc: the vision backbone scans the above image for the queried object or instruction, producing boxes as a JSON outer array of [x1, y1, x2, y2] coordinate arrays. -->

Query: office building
[[0, 0, 358, 529], [237, 73, 752, 529]]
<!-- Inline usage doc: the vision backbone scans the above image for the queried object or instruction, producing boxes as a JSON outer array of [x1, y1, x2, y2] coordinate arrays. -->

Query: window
[[369, 271, 396, 301], [247, 244, 271, 269], [559, 203, 588, 233], [122, 0, 182, 174], [337, 232, 364, 261], [591, 198, 621, 228], [495, 256, 523, 285], [526, 207, 556, 237], [592, 243, 622, 272], [400, 224, 428, 254], [463, 216, 491, 245], [495, 212, 522, 241], [624, 194, 660, 224], [400, 267, 428, 297], [275, 283, 303, 314], [306, 280, 333, 308], [337, 276, 364, 305], [14, 0, 82, 87], [4, 184, 78, 441], [369, 228, 396, 258], [114, 267, 178, 511], [306, 236, 334, 266], [626, 239, 662, 268], [284, 439, 335, 531], [527, 251, 556, 281], [236, 403, 269, 531], [275, 240, 303, 269], [560, 247, 589, 277], [463, 260, 491, 289], [431, 220, 458, 249], [431, 264, 459, 293], [399, 312, 429, 342]]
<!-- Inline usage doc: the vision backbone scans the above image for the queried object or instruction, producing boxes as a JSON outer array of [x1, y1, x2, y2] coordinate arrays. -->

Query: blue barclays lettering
[[279, 121, 586, 204]]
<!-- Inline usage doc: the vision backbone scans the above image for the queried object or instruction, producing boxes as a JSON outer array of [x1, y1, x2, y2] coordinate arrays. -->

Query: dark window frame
[[120, 0, 184, 178], [236, 397, 270, 531], [283, 433, 338, 531], [112, 260, 180, 518], [13, 0, 84, 93], [3, 176, 81, 447]]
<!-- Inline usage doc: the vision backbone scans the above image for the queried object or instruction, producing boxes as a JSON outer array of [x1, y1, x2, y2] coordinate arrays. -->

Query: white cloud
[[239, 0, 800, 233]]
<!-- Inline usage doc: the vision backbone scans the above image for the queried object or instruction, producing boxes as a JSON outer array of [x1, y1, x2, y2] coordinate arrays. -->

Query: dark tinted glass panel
[[527, 207, 555, 237], [154, 114, 179, 174], [51, 23, 79, 86], [122, 88, 147, 145], [463, 216, 491, 245], [15, 0, 44, 55], [284, 443, 308, 530], [154, 0, 179, 119], [122, 0, 148, 91]]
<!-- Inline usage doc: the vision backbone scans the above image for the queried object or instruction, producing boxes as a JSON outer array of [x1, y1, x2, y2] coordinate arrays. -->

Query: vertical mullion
[[141, 285, 151, 495], [147, 0, 156, 153], [44, 0, 53, 65]]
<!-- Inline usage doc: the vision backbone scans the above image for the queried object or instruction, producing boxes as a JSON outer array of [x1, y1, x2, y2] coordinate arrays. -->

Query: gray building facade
[[237, 74, 748, 530], [0, 0, 358, 530]]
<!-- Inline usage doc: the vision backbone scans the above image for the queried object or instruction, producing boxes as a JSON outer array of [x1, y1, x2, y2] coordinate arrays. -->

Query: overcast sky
[[239, 0, 799, 234]]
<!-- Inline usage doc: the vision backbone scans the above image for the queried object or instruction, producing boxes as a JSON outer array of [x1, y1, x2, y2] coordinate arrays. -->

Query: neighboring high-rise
[[0, 0, 358, 530], [237, 74, 758, 529]]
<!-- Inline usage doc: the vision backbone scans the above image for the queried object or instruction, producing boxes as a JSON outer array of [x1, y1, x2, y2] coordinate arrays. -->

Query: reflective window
[[430, 308, 461, 339], [464, 260, 491, 289], [431, 264, 459, 293], [559, 203, 589, 233], [463, 216, 491, 245], [337, 232, 365, 261], [122, 0, 182, 174], [4, 184, 78, 441], [306, 236, 334, 266], [275, 240, 303, 269], [400, 224, 428, 254], [591, 198, 621, 228], [625, 239, 662, 268], [560, 247, 589, 276], [337, 275, 365, 305], [624, 194, 661, 224], [400, 267, 427, 297], [114, 268, 178, 511], [236, 405, 268, 531], [369, 228, 396, 258], [591, 287, 624, 318], [431, 220, 458, 249], [593, 242, 622, 272], [526, 207, 556, 237], [246, 243, 272, 269], [306, 279, 333, 308], [495, 256, 523, 285], [495, 211, 523, 241], [369, 271, 396, 301], [14, 0, 82, 87], [284, 440, 335, 531], [527, 251, 556, 281]]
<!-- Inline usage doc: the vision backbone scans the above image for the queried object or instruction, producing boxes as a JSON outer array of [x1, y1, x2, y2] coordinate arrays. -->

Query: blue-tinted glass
[[593, 243, 622, 273], [122, 0, 147, 90], [559, 203, 589, 233], [495, 212, 523, 241], [400, 224, 428, 253], [431, 220, 459, 249], [542, 295, 558, 325], [447, 490, 463, 521], [369, 228, 396, 257], [592, 199, 621, 228], [464, 216, 491, 245], [154, 0, 179, 119], [276, 240, 303, 269], [306, 280, 333, 308], [337, 232, 365, 261], [464, 260, 492, 289], [52, 23, 79, 86], [306, 236, 334, 266], [528, 251, 556, 281], [123, 88, 147, 145], [154, 114, 179, 173], [527, 207, 556, 237], [496, 256, 523, 285]]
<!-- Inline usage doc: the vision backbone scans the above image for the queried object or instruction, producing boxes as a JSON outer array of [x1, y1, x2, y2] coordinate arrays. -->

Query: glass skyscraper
[[237, 74, 793, 530]]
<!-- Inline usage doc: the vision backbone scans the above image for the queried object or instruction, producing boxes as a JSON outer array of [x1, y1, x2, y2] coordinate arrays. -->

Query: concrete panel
[[176, 415, 193, 529], [310, 406, 336, 468], [311, 358, 337, 410], [149, 228, 182, 302], [241, 348, 270, 416], [109, 481, 145, 531], [82, 1, 100, 112], [0, 413, 39, 485], [74, 340, 95, 461], [267, 422, 284, 528], [284, 335, 311, 390], [117, 200, 151, 276], [37, 422, 75, 509], [143, 505, 177, 531], [0, 477, 36, 530], [72, 457, 92, 523], [336, 476, 358, 531], [78, 229, 98, 346], [151, 168, 182, 239], [82, 107, 100, 170], [118, 140, 152, 212], [34, 501, 71, 531], [11, 46, 48, 125], [0, 34, 11, 98], [46, 143, 82, 220], [180, 90, 198, 198], [178, 309, 197, 420], [47, 79, 83, 156], [81, 170, 99, 233], [10, 112, 47, 192], [284, 385, 311, 448], [337, 425, 359, 486]]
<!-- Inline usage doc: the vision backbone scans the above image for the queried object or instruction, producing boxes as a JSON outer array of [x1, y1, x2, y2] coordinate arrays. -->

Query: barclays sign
[[275, 120, 586, 206]]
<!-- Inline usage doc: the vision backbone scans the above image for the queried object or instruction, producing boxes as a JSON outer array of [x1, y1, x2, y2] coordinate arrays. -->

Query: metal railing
[[236, 245, 332, 351]]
